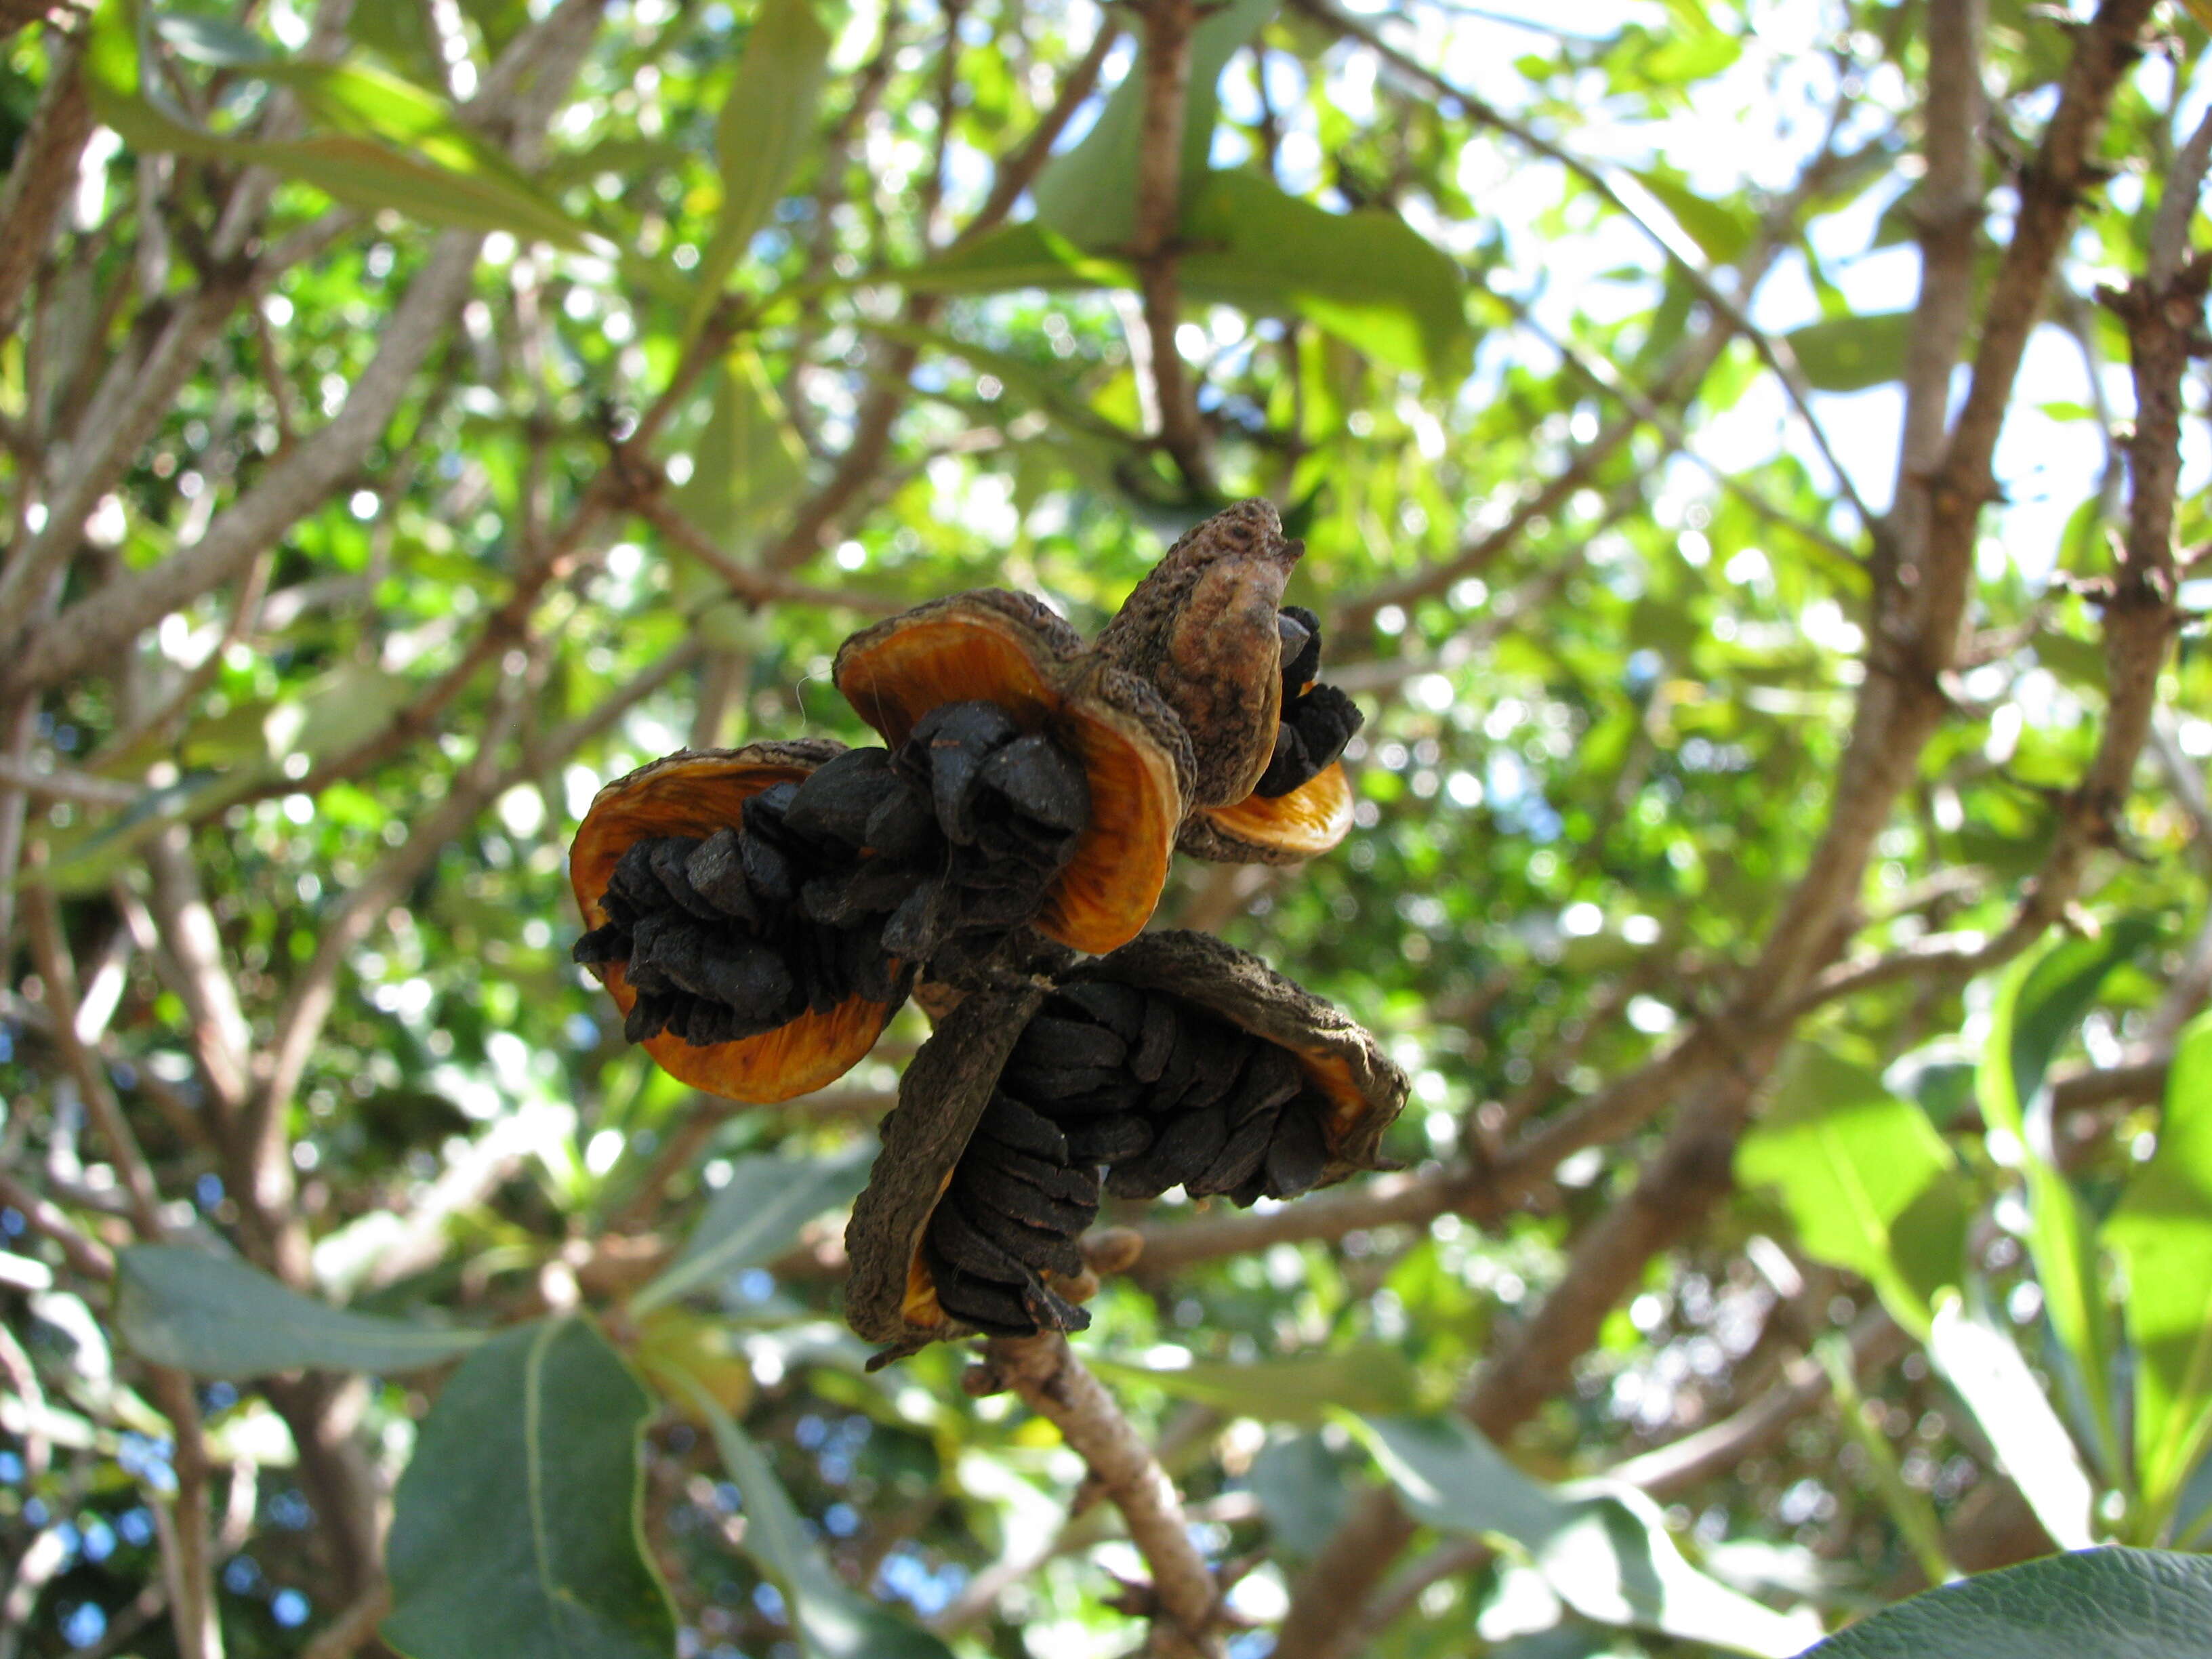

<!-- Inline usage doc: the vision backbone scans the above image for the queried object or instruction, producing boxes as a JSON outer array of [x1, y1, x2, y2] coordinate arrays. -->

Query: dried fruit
[[1099, 502, 1362, 864], [844, 930, 1406, 1361], [836, 589, 1193, 955], [570, 741, 911, 1103]]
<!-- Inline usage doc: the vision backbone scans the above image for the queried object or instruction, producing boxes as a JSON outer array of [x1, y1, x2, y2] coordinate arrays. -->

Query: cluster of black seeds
[[1253, 606, 1362, 798], [575, 702, 1091, 1047], [922, 979, 1338, 1336]]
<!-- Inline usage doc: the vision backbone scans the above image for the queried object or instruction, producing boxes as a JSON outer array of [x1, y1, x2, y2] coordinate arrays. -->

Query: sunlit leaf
[[690, 0, 832, 335], [1736, 1044, 1966, 1337], [2104, 1013, 2212, 1532], [1927, 1298, 2098, 1551], [1092, 1343, 1426, 1422], [1786, 311, 1911, 391], [1030, 0, 1277, 246], [1353, 1415, 1820, 1656]]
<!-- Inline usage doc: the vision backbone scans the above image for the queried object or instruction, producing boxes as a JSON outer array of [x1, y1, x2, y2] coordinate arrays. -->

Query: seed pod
[[845, 983, 1056, 1364], [569, 741, 905, 1103], [844, 932, 1406, 1365], [834, 589, 1193, 955], [1097, 499, 1303, 808], [1097, 501, 1360, 863], [1063, 930, 1406, 1179]]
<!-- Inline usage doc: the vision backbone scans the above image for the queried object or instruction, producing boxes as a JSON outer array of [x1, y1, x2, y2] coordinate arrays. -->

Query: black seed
[[1225, 1045, 1305, 1125], [958, 1197, 1086, 1277], [967, 1141, 1103, 1208], [977, 1092, 1071, 1162], [608, 839, 665, 910], [621, 912, 689, 993], [739, 826, 797, 905], [923, 1248, 1040, 1336], [1032, 1080, 1147, 1119], [741, 780, 800, 835], [783, 747, 897, 845], [909, 701, 1020, 843], [1278, 607, 1319, 688], [1152, 1102, 1231, 1180], [1103, 1161, 1174, 1201], [1012, 1016, 1128, 1073], [880, 878, 951, 961], [953, 1162, 1097, 1234], [684, 829, 760, 924], [1002, 1057, 1128, 1101], [1264, 1097, 1331, 1198], [687, 935, 793, 1015], [863, 783, 939, 861], [573, 924, 629, 965], [979, 733, 1090, 833], [1130, 994, 1179, 1082], [1019, 1276, 1091, 1334], [926, 1198, 1032, 1283], [1062, 1113, 1153, 1164], [1052, 982, 1147, 1044], [624, 992, 677, 1042], [1172, 1020, 1250, 1113], [1188, 1108, 1278, 1196], [800, 859, 924, 926], [649, 836, 720, 918]]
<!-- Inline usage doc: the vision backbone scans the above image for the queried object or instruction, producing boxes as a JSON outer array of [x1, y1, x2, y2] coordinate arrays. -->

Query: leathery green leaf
[[2104, 1012, 2212, 1534], [383, 1318, 676, 1659]]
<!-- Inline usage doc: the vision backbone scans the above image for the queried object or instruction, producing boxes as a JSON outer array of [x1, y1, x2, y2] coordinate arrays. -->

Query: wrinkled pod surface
[[844, 930, 1408, 1363], [571, 593, 1194, 1101], [1096, 499, 1364, 865]]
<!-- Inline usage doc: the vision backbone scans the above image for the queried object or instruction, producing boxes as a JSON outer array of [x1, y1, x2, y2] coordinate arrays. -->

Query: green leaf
[[1795, 1548, 2212, 1658], [1786, 311, 1911, 392], [888, 222, 1136, 298], [1927, 1298, 2099, 1551], [1180, 170, 1473, 377], [674, 1372, 958, 1659], [2104, 1012, 2212, 1532], [87, 1, 593, 248], [1975, 922, 2158, 1483], [672, 348, 811, 546], [1030, 0, 1277, 247], [384, 1319, 676, 1659], [1736, 1044, 1965, 1338], [1628, 167, 1756, 263], [690, 0, 832, 336], [115, 1246, 484, 1380], [1983, 922, 2160, 1130], [1090, 1343, 1426, 1422], [1246, 1431, 1350, 1556], [1353, 1415, 1820, 1657], [631, 1142, 876, 1315]]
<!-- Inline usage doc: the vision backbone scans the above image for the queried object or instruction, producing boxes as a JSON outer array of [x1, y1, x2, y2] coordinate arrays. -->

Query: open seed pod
[[1101, 506, 1363, 861], [843, 930, 1406, 1364], [834, 588, 1193, 956], [1096, 499, 1303, 809], [569, 740, 910, 1103]]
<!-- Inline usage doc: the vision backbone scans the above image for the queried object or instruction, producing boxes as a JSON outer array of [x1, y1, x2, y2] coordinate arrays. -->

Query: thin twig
[[982, 1334, 1225, 1658]]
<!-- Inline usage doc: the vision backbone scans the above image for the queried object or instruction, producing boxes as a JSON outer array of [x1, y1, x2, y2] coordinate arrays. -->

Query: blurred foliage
[[1, 0, 2210, 1656]]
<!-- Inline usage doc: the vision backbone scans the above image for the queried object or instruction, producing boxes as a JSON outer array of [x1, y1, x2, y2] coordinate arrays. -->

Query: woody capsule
[[567, 500, 1361, 1109]]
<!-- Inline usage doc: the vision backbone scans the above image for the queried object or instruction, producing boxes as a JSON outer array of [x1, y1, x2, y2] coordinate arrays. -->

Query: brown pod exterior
[[1179, 762, 1355, 865], [833, 589, 1194, 956], [844, 982, 1051, 1361], [1096, 499, 1304, 809], [842, 933, 1406, 1363], [569, 740, 902, 1104], [1066, 930, 1406, 1176]]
